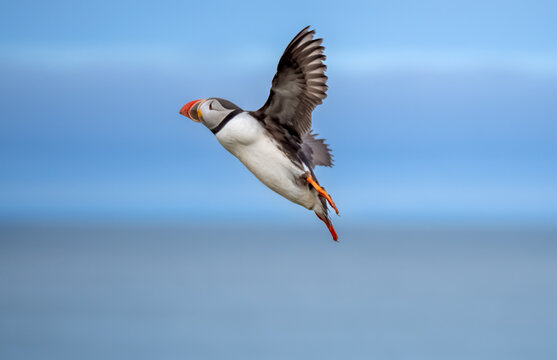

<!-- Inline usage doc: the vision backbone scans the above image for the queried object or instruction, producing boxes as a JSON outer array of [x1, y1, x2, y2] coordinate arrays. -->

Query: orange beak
[[179, 99, 203, 122]]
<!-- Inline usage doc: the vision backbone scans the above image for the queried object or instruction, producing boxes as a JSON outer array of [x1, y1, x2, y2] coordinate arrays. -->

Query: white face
[[197, 99, 235, 130]]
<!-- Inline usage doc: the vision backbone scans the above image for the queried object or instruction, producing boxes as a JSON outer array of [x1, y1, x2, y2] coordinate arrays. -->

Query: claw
[[306, 175, 339, 215]]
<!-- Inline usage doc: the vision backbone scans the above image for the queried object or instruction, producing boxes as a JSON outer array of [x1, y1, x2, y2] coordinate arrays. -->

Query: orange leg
[[316, 213, 338, 241], [306, 175, 339, 215]]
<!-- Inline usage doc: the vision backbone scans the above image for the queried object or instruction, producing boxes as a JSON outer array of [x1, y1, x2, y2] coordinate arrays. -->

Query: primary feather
[[257, 26, 328, 137]]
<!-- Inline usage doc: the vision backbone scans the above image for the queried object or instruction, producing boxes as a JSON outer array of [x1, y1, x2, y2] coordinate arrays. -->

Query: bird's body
[[216, 112, 320, 211], [180, 26, 339, 240]]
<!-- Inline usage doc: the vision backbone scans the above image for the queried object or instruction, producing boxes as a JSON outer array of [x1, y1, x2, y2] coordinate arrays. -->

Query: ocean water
[[1, 224, 556, 359]]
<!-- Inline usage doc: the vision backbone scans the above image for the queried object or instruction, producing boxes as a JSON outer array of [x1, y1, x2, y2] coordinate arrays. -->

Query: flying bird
[[179, 27, 339, 241]]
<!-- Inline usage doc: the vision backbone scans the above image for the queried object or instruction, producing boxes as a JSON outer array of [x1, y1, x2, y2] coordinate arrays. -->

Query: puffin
[[179, 26, 339, 241]]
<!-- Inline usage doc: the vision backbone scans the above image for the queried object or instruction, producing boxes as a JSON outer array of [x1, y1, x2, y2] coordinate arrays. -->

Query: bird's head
[[179, 98, 242, 131]]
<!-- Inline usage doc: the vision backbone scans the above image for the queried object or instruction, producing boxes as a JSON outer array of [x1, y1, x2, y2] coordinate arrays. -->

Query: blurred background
[[1, 1, 556, 359]]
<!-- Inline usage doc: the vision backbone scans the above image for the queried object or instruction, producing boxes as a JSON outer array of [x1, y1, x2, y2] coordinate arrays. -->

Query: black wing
[[257, 26, 328, 139]]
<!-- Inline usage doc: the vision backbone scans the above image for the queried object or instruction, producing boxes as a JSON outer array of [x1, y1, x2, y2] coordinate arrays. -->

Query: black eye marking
[[209, 102, 214, 110]]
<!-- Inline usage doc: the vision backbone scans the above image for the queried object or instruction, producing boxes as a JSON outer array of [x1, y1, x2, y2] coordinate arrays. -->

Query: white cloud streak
[[2, 45, 557, 76]]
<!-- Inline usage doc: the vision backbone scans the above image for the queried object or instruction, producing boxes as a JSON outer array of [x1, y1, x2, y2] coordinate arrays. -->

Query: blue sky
[[1, 0, 556, 225]]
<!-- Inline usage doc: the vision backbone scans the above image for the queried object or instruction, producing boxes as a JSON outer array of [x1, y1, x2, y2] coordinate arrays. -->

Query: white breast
[[215, 113, 318, 210]]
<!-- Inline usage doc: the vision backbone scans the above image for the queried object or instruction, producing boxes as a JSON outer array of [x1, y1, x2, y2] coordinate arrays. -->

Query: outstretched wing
[[257, 26, 328, 138]]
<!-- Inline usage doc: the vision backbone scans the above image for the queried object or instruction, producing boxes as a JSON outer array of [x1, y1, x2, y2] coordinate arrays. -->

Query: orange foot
[[306, 175, 339, 215], [316, 213, 338, 241]]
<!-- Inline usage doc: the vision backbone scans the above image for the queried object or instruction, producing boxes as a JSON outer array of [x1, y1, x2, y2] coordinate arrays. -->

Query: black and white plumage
[[179, 27, 339, 241]]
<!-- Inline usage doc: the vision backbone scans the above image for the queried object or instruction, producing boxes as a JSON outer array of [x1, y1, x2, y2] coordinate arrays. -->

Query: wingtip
[[301, 25, 315, 36]]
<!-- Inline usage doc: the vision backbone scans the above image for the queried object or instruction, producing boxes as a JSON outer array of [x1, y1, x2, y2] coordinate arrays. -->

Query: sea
[[1, 224, 556, 359]]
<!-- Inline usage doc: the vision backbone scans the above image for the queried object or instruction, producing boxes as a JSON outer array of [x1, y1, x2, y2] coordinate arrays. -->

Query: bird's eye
[[209, 102, 214, 110]]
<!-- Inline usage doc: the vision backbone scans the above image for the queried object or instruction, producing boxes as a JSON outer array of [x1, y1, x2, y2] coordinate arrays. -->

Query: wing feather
[[257, 26, 328, 138]]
